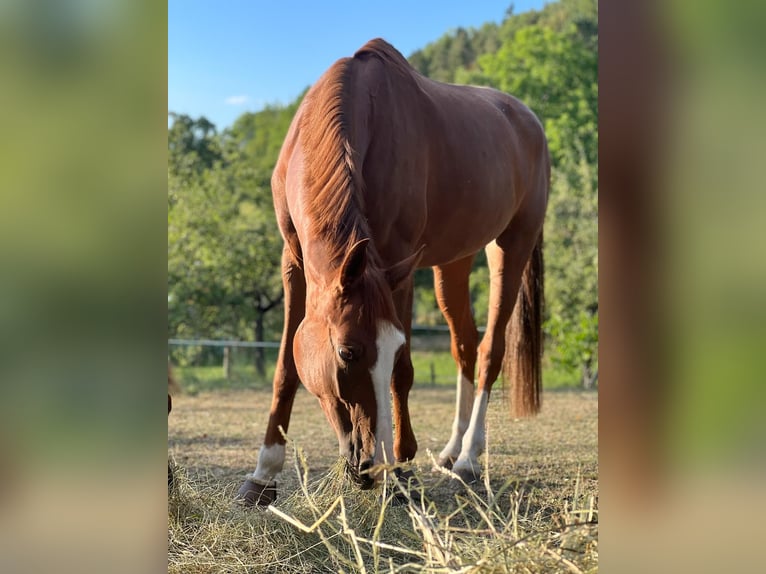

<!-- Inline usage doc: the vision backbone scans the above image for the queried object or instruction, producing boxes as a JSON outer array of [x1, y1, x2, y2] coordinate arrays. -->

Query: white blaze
[[371, 321, 405, 469]]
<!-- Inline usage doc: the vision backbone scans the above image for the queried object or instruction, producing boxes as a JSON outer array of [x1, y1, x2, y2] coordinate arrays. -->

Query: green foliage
[[168, 113, 287, 370], [543, 138, 598, 387], [168, 113, 222, 178], [548, 310, 599, 388], [223, 93, 304, 169]]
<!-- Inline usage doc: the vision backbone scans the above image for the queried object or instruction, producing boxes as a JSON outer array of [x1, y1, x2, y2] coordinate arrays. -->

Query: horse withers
[[238, 38, 549, 506]]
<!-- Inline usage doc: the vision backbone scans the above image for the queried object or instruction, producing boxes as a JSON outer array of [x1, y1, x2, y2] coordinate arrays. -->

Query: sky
[[169, 0, 549, 129]]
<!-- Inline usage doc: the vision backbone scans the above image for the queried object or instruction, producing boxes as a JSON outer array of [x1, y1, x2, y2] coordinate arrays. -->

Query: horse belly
[[432, 132, 526, 261]]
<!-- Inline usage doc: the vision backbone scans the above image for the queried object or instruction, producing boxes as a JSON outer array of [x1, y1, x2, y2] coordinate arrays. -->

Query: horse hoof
[[388, 491, 410, 506], [436, 456, 455, 470], [392, 468, 423, 505], [395, 468, 420, 488], [236, 478, 277, 507], [383, 488, 422, 507], [452, 463, 481, 484]]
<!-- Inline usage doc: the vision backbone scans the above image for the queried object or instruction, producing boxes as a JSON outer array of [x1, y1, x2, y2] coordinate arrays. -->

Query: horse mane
[[299, 38, 416, 270], [299, 39, 417, 324], [299, 57, 369, 267]]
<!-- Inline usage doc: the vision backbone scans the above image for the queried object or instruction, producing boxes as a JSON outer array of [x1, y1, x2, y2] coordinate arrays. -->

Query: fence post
[[223, 346, 231, 379]]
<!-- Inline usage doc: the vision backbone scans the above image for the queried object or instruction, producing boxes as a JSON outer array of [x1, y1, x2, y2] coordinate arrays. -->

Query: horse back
[[274, 41, 549, 268]]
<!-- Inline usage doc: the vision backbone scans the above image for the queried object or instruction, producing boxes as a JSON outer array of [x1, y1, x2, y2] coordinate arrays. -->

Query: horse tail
[[504, 230, 544, 417]]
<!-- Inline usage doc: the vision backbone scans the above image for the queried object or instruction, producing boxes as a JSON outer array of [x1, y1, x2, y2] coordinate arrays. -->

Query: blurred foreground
[[600, 1, 766, 571]]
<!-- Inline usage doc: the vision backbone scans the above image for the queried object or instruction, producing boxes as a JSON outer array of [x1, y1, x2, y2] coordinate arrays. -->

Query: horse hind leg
[[432, 256, 479, 469], [452, 205, 545, 482]]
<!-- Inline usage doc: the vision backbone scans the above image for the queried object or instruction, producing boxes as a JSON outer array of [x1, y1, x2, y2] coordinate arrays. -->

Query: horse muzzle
[[345, 455, 375, 490]]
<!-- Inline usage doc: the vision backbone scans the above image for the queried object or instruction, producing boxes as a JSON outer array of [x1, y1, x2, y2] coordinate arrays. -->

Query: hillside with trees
[[168, 0, 598, 387]]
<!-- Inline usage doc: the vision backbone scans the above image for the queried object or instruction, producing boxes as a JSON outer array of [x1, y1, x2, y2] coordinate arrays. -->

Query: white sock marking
[[453, 390, 489, 474], [371, 321, 405, 469], [249, 443, 286, 484], [439, 372, 474, 461]]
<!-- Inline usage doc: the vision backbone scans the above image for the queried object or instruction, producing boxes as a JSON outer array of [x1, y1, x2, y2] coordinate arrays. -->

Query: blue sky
[[169, 1, 549, 129]]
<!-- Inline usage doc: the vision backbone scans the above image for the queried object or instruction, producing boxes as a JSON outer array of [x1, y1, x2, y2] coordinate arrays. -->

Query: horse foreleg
[[389, 282, 428, 504], [432, 256, 479, 469], [237, 249, 305, 507], [390, 282, 417, 463]]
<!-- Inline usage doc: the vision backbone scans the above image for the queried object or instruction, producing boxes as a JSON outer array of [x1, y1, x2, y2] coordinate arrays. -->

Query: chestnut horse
[[238, 38, 549, 506]]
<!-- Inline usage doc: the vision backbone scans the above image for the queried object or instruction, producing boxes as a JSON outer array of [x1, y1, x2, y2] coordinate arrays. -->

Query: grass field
[[168, 382, 598, 572], [174, 348, 584, 395]]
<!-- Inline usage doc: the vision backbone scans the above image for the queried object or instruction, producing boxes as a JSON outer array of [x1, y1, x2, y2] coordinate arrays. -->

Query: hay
[[168, 441, 597, 573]]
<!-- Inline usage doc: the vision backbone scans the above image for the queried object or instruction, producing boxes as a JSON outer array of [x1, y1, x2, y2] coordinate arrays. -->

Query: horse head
[[294, 239, 421, 487]]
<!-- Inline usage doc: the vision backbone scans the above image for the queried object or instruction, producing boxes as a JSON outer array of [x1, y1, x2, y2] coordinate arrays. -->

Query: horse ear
[[385, 245, 426, 292], [339, 238, 370, 290]]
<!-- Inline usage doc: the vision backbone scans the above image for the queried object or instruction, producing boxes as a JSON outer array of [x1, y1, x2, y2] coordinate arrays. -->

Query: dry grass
[[168, 386, 597, 572]]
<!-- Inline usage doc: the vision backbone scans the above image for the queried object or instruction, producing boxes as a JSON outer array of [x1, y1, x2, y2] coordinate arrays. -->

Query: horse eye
[[338, 345, 357, 362]]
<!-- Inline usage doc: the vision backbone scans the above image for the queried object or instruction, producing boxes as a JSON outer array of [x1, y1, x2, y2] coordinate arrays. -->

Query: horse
[[237, 38, 549, 506], [168, 364, 179, 489]]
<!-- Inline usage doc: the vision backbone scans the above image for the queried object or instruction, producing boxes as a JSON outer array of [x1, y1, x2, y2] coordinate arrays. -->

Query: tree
[[544, 142, 598, 387], [168, 115, 285, 377], [168, 113, 222, 178]]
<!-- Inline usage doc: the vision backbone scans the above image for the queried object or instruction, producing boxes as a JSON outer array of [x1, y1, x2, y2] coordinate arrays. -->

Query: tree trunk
[[254, 312, 265, 379], [582, 360, 598, 389]]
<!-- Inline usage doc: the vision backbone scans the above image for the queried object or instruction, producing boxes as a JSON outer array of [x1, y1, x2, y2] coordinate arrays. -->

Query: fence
[[168, 325, 482, 388]]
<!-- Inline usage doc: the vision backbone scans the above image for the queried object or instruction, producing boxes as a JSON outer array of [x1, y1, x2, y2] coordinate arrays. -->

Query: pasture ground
[[168, 385, 598, 573]]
